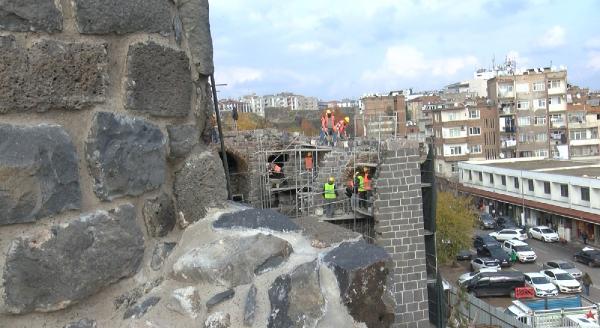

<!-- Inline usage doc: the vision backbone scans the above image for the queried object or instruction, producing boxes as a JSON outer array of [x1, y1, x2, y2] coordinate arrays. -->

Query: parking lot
[[441, 228, 600, 309]]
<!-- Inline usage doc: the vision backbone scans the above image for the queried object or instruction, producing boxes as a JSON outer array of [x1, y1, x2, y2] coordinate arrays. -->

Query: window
[[519, 133, 534, 142], [518, 116, 531, 126], [544, 181, 550, 194], [469, 127, 481, 135], [451, 163, 458, 173], [560, 184, 569, 197], [528, 179, 534, 191], [517, 101, 530, 110], [499, 84, 513, 93], [447, 112, 458, 121], [514, 177, 520, 189], [469, 144, 482, 153], [469, 110, 480, 119], [534, 116, 547, 125], [570, 130, 586, 140], [535, 149, 549, 157], [548, 80, 561, 89], [536, 133, 547, 142], [489, 174, 494, 184], [549, 96, 562, 105], [501, 175, 506, 186], [449, 146, 462, 155], [469, 170, 473, 181], [535, 99, 547, 108], [533, 81, 545, 91], [479, 172, 483, 181], [582, 187, 590, 202], [449, 128, 461, 137]]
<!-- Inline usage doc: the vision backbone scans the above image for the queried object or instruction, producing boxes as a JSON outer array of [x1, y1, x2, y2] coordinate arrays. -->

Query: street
[[441, 229, 600, 309]]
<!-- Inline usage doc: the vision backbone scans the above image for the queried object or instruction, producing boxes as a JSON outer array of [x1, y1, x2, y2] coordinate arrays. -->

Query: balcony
[[501, 126, 516, 133], [501, 139, 517, 148], [498, 107, 515, 116], [551, 120, 566, 129], [549, 103, 567, 112], [568, 120, 596, 129], [548, 85, 567, 95], [570, 138, 600, 146]]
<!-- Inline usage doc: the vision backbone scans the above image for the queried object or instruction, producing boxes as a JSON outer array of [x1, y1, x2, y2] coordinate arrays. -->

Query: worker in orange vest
[[335, 117, 350, 141], [363, 167, 372, 209], [320, 110, 335, 146]]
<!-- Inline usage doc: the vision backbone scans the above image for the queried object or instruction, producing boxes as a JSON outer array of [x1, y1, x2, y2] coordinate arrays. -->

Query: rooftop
[[464, 158, 600, 178]]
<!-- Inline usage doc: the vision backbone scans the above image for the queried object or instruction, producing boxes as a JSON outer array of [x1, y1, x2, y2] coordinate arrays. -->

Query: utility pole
[[209, 75, 232, 200]]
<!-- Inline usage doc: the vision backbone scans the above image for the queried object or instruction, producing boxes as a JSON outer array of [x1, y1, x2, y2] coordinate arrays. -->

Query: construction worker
[[363, 167, 372, 209], [320, 110, 335, 146], [335, 116, 350, 142], [357, 170, 366, 209], [323, 176, 337, 218]]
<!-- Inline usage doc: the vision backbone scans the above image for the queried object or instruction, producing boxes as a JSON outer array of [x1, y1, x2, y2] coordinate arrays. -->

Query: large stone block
[[172, 233, 293, 287], [167, 124, 199, 159], [3, 204, 144, 314], [213, 208, 300, 232], [323, 240, 394, 327], [143, 192, 175, 237], [73, 0, 171, 34], [0, 37, 107, 113], [173, 148, 227, 223], [176, 0, 213, 75], [0, 124, 80, 225], [86, 112, 166, 201], [125, 42, 192, 117], [0, 0, 62, 32]]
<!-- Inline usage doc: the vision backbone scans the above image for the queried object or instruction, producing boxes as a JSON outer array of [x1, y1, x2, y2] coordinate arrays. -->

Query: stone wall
[[373, 140, 430, 328], [0, 0, 228, 326]]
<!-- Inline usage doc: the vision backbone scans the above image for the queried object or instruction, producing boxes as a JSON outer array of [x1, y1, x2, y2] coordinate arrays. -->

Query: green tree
[[436, 191, 477, 265]]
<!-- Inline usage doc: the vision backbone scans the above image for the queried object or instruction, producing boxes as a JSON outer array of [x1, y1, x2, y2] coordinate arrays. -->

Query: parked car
[[471, 257, 501, 272], [479, 213, 497, 229], [523, 272, 559, 297], [529, 226, 560, 242], [490, 229, 527, 241], [477, 244, 512, 267], [456, 249, 472, 261], [540, 269, 582, 293], [573, 247, 600, 267], [465, 271, 525, 297], [543, 260, 583, 279], [502, 240, 537, 263], [496, 216, 517, 229], [458, 267, 499, 286], [474, 234, 501, 253]]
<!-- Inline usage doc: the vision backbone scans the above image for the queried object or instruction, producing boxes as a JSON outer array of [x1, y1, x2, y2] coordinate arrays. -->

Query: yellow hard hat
[[329, 176, 335, 182], [326, 109, 331, 114], [363, 167, 369, 172], [344, 117, 350, 123]]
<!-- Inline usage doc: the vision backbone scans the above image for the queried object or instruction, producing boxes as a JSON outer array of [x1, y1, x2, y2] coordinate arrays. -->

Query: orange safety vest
[[304, 157, 313, 170], [321, 115, 336, 130], [364, 173, 371, 190], [273, 164, 282, 173], [336, 120, 346, 134]]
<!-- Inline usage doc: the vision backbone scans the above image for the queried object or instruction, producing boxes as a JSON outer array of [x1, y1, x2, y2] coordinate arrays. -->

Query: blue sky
[[210, 0, 600, 100]]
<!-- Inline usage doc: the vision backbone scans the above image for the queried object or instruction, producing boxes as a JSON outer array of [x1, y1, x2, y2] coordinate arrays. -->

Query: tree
[[436, 191, 477, 265], [300, 119, 318, 136], [235, 112, 271, 130]]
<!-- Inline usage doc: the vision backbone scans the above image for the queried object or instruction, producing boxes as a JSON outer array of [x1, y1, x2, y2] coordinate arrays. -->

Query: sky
[[210, 0, 600, 100]]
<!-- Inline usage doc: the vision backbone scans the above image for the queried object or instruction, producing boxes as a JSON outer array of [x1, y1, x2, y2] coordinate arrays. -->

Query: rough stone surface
[[173, 233, 292, 287], [64, 318, 96, 328], [167, 124, 199, 159], [86, 112, 166, 201], [150, 242, 177, 271], [213, 208, 300, 232], [0, 0, 62, 32], [176, 0, 213, 75], [125, 42, 192, 117], [243, 285, 257, 326], [143, 192, 175, 237], [323, 240, 394, 327], [3, 204, 144, 314], [206, 289, 234, 311], [267, 261, 324, 328], [204, 312, 231, 328], [114, 278, 163, 310], [73, 0, 172, 34], [0, 37, 107, 113], [174, 149, 227, 223], [167, 286, 202, 319], [123, 296, 160, 319], [0, 124, 80, 225]]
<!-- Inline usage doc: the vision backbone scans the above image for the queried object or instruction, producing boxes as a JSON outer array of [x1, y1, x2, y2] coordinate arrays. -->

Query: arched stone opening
[[219, 150, 250, 203]]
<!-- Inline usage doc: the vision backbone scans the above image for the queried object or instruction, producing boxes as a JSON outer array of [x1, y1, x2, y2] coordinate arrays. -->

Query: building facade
[[362, 92, 407, 137], [566, 87, 600, 157]]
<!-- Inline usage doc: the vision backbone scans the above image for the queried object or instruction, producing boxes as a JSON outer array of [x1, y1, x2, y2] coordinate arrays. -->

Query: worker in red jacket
[[319, 110, 335, 146]]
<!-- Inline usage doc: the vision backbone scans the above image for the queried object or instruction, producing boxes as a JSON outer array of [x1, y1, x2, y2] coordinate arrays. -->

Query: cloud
[[538, 25, 566, 48], [215, 66, 263, 87], [363, 45, 479, 80], [585, 37, 600, 49], [587, 51, 600, 71], [288, 41, 321, 53]]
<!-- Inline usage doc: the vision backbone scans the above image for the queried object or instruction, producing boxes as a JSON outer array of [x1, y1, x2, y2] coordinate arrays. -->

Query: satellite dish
[[499, 153, 505, 159]]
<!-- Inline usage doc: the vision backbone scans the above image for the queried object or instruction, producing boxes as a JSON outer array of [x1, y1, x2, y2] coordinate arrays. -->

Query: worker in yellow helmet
[[335, 116, 350, 145], [323, 176, 337, 218], [320, 110, 335, 146]]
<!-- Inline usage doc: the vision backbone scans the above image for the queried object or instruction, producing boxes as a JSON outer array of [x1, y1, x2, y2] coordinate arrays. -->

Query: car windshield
[[484, 261, 499, 266], [531, 277, 549, 284], [586, 250, 600, 256], [559, 262, 575, 269], [514, 245, 532, 252], [541, 228, 555, 234], [555, 273, 573, 280]]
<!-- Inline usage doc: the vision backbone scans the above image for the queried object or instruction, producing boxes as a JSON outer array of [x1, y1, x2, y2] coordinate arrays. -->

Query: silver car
[[543, 260, 583, 279]]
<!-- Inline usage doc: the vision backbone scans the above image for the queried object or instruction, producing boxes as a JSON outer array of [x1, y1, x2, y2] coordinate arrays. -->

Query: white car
[[502, 240, 537, 263], [470, 257, 501, 272], [529, 226, 560, 242], [458, 267, 498, 285], [540, 269, 582, 293], [490, 229, 527, 241], [524, 272, 558, 297]]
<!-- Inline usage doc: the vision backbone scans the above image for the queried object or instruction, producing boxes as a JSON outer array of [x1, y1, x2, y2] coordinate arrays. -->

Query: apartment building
[[362, 92, 407, 136], [431, 98, 498, 178], [240, 94, 265, 116], [487, 68, 567, 159], [566, 87, 600, 157], [218, 99, 251, 113], [458, 158, 600, 243]]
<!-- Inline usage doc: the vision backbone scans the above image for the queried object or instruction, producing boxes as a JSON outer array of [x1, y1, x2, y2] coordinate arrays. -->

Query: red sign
[[515, 287, 535, 299]]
